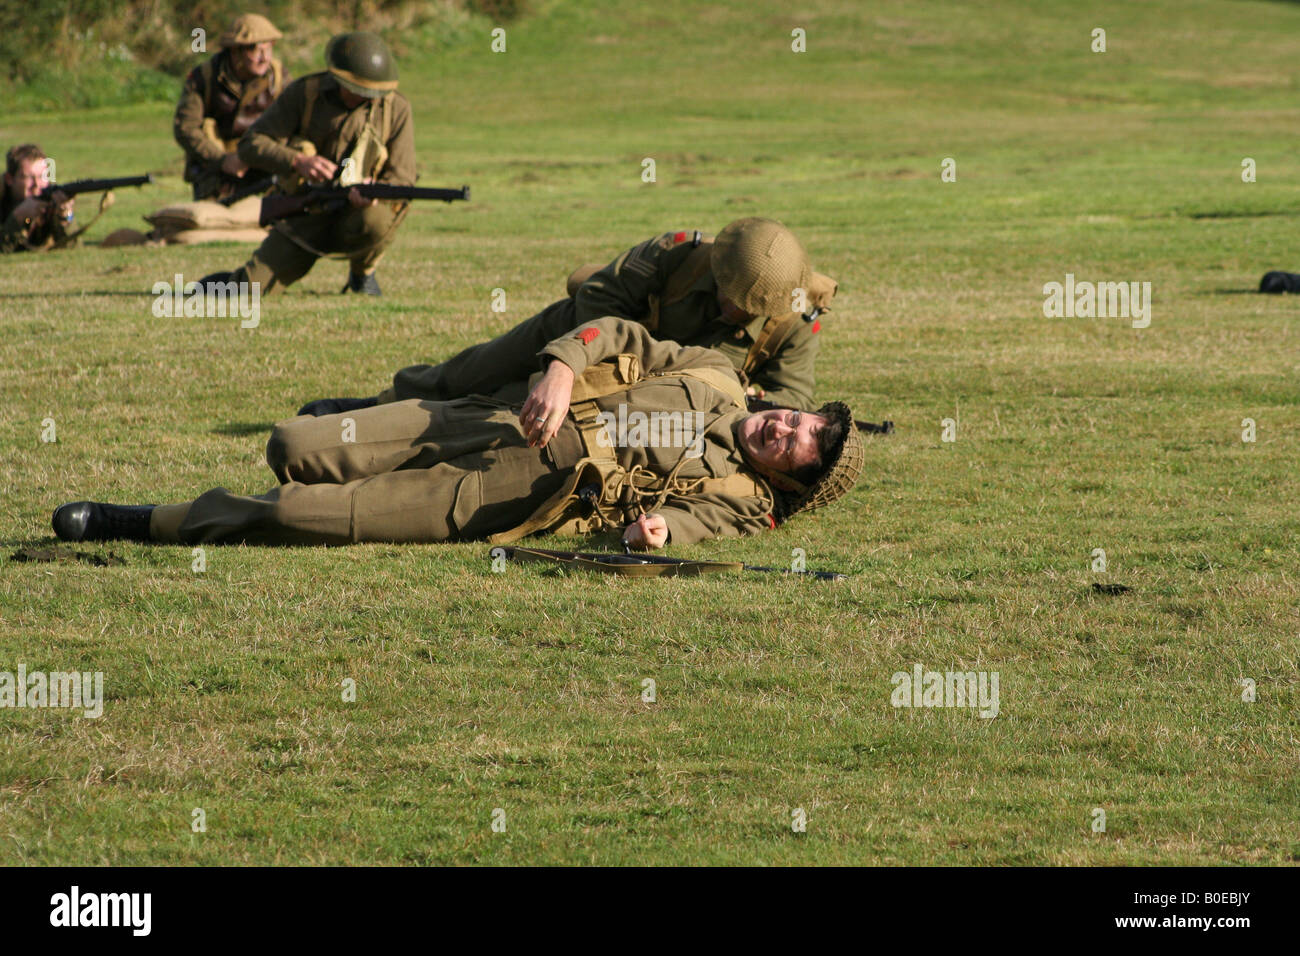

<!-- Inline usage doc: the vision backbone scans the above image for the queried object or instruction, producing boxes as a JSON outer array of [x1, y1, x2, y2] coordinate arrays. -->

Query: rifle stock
[[258, 182, 470, 227]]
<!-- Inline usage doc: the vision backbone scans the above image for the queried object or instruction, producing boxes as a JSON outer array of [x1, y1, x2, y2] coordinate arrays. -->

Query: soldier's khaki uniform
[[388, 230, 830, 409], [0, 190, 73, 253], [173, 49, 288, 201], [151, 319, 778, 547], [231, 72, 417, 292]]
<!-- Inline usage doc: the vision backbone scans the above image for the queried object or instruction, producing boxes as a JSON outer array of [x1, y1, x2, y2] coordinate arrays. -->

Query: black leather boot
[[295, 396, 380, 417], [341, 272, 381, 296], [1259, 271, 1300, 293], [52, 502, 156, 542]]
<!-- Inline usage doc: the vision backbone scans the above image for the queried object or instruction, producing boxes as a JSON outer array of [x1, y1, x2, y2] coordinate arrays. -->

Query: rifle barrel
[[41, 173, 153, 199]]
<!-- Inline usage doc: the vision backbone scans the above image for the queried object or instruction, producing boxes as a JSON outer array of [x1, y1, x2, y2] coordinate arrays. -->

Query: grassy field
[[1, 0, 1297, 865]]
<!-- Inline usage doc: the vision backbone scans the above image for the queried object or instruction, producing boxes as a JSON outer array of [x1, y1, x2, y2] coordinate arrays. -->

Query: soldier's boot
[[198, 271, 237, 292], [1259, 271, 1300, 293], [342, 271, 381, 296], [295, 396, 380, 417], [53, 502, 156, 542]]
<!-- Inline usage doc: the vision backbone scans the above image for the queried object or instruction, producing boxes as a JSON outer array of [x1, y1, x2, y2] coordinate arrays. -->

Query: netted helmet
[[711, 217, 812, 317]]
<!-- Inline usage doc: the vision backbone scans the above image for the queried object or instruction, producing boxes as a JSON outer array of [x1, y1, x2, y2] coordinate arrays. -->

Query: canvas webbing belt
[[487, 356, 769, 544]]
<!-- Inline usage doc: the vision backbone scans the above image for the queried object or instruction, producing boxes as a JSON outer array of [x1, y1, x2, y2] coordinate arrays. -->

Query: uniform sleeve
[[541, 317, 735, 381], [0, 210, 29, 253], [173, 66, 226, 166], [653, 493, 773, 545], [571, 232, 678, 325], [377, 96, 416, 186], [750, 319, 819, 409], [238, 78, 306, 175]]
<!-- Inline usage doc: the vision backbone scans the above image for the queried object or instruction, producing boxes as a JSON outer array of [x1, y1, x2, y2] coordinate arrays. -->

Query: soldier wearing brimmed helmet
[[296, 218, 839, 420], [198, 30, 417, 296], [173, 13, 289, 201]]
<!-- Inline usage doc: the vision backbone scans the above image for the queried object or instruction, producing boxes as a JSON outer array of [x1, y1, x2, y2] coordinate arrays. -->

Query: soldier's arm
[[173, 68, 226, 165], [749, 321, 820, 409], [651, 494, 775, 546], [571, 232, 682, 325], [237, 79, 306, 175], [0, 211, 30, 253], [377, 96, 416, 186], [541, 317, 735, 380]]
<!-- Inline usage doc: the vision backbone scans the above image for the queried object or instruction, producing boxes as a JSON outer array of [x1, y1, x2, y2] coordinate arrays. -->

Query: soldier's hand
[[51, 191, 74, 223], [623, 514, 668, 550], [520, 360, 574, 448], [347, 184, 376, 208], [11, 197, 47, 225], [221, 153, 249, 178], [292, 152, 337, 183]]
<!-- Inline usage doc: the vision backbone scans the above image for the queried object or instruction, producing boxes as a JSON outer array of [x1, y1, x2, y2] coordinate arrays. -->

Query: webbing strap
[[743, 312, 803, 375]]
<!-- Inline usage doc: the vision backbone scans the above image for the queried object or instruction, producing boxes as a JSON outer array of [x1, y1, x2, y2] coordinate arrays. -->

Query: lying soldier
[[1, 144, 74, 253], [299, 217, 838, 415], [52, 319, 863, 549]]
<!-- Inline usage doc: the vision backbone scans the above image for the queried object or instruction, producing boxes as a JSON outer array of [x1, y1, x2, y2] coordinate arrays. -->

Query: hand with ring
[[519, 359, 575, 448]]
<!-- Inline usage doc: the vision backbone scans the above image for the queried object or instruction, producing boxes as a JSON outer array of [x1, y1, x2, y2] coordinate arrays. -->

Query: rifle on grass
[[259, 182, 470, 227], [38, 174, 153, 201], [492, 545, 848, 581], [746, 397, 894, 435]]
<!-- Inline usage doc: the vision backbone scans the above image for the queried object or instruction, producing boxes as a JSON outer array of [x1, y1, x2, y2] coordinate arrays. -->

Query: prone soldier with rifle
[[199, 31, 451, 297], [1, 143, 152, 253]]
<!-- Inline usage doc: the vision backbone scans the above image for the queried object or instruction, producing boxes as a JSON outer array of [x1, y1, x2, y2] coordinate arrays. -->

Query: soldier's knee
[[265, 422, 306, 480]]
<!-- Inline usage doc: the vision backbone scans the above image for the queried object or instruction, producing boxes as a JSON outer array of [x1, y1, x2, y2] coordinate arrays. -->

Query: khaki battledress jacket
[[156, 319, 777, 547]]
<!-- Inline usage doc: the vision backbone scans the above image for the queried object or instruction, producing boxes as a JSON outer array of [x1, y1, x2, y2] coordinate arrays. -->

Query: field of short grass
[[1, 0, 1297, 864]]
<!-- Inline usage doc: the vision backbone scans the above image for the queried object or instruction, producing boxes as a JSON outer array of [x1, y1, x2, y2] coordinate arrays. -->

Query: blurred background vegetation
[[0, 0, 528, 111]]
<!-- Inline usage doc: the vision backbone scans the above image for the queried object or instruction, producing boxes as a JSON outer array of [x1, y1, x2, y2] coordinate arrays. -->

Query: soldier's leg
[[237, 221, 325, 293], [387, 297, 581, 402], [334, 200, 409, 276], [158, 440, 566, 545], [264, 397, 525, 485]]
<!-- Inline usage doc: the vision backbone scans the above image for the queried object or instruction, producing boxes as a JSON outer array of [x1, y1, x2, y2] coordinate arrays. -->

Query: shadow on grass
[[213, 422, 274, 436], [0, 291, 154, 298]]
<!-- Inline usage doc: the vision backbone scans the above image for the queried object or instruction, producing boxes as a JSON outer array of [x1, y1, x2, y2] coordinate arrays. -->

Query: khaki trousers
[[152, 398, 571, 545], [237, 200, 409, 293]]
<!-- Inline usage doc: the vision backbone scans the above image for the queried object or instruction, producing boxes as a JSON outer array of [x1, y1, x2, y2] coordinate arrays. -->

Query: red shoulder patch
[[673, 231, 688, 243], [766, 514, 776, 529], [810, 319, 821, 334], [578, 328, 600, 345]]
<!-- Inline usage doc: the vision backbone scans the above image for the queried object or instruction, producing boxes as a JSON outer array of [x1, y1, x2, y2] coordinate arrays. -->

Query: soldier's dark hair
[[5, 144, 46, 178], [790, 417, 843, 487]]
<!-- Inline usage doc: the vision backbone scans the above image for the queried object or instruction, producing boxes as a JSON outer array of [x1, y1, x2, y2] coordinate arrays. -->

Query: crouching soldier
[[52, 319, 863, 549], [173, 13, 289, 201], [199, 31, 415, 296]]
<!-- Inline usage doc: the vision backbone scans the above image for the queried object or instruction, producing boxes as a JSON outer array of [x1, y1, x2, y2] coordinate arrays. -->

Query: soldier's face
[[739, 408, 826, 480], [5, 158, 49, 201], [717, 293, 754, 325], [338, 88, 368, 109], [231, 42, 273, 80]]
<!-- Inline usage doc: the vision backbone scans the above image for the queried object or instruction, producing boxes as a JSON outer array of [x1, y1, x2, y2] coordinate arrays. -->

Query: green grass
[[1, 0, 1298, 865]]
